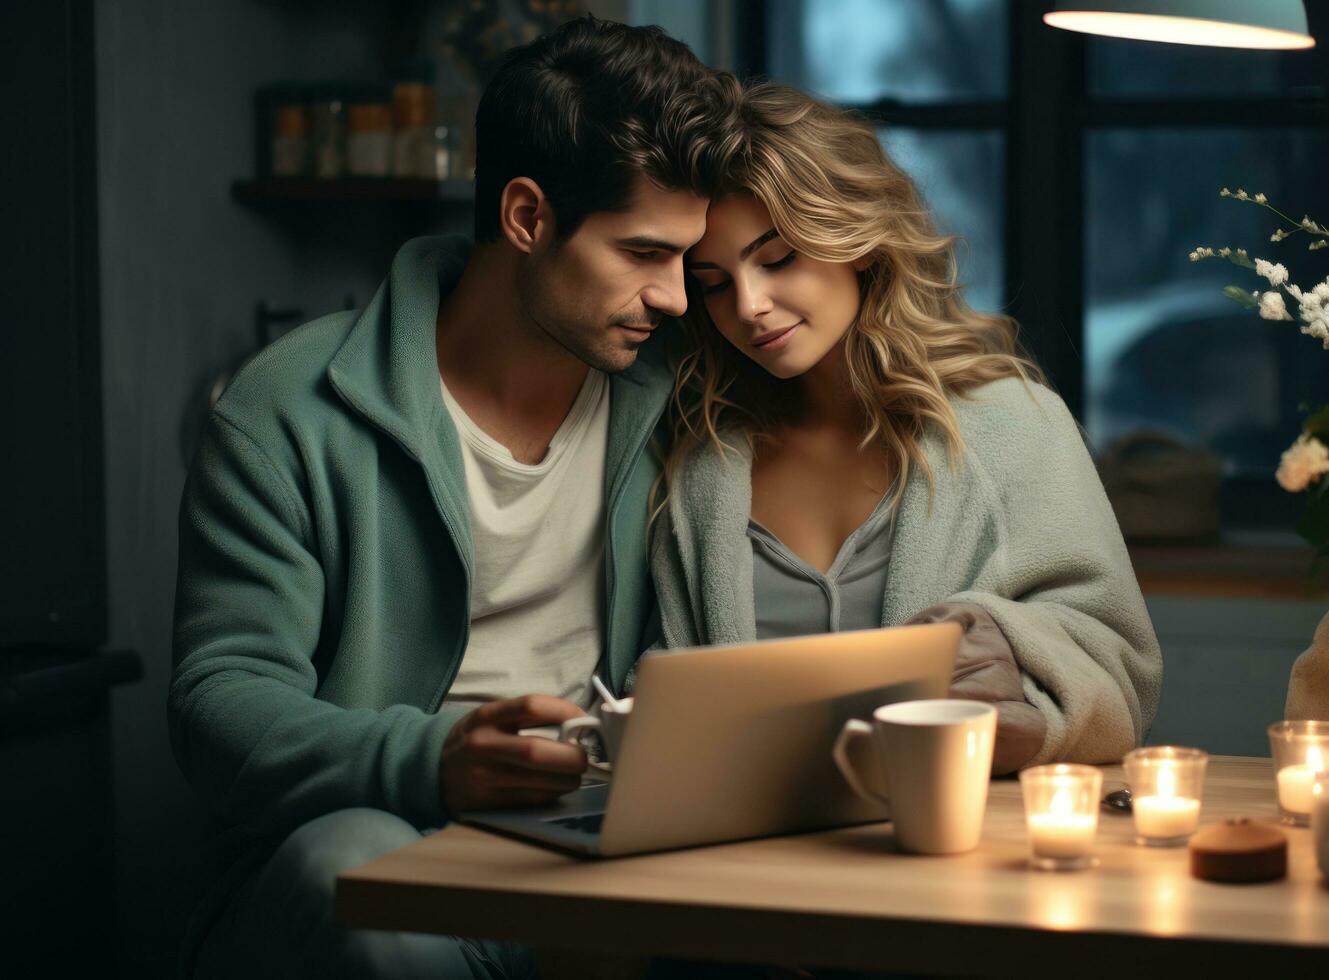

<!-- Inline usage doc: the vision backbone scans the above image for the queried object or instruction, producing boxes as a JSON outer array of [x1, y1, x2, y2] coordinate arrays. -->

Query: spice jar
[[347, 90, 393, 177], [392, 81, 436, 179], [310, 84, 348, 179], [271, 102, 309, 177]]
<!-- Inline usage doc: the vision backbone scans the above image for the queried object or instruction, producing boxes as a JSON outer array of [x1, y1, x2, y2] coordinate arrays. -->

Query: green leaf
[[1295, 482, 1329, 548], [1303, 405, 1329, 440], [1222, 285, 1258, 309]]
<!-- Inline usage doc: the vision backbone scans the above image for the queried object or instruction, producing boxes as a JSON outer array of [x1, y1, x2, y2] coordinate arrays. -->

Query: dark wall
[[0, 1, 105, 646]]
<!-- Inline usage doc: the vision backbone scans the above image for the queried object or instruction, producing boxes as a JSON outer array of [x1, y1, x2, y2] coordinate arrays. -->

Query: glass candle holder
[[1122, 746, 1207, 846], [1020, 764, 1103, 871], [1268, 720, 1329, 826]]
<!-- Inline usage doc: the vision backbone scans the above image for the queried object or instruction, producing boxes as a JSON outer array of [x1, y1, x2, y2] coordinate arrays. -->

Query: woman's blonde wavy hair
[[662, 81, 1045, 513]]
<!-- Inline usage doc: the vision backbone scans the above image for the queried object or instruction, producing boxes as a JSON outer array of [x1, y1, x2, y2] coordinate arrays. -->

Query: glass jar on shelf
[[347, 86, 393, 178], [271, 101, 309, 177], [392, 79, 437, 179], [310, 83, 348, 180], [256, 81, 308, 178]]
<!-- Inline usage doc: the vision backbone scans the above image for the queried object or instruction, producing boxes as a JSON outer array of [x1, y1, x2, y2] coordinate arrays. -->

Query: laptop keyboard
[[545, 812, 605, 835]]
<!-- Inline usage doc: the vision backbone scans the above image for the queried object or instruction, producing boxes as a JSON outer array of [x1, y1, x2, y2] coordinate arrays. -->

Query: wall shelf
[[231, 176, 475, 206]]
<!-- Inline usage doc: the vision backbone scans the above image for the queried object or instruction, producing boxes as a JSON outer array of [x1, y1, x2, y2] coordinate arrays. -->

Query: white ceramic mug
[[559, 697, 633, 763], [832, 699, 997, 854]]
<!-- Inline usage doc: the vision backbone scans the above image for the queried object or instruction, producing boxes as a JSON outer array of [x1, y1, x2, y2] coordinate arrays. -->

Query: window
[[768, 0, 1009, 316], [1085, 128, 1329, 497], [769, 0, 1007, 103]]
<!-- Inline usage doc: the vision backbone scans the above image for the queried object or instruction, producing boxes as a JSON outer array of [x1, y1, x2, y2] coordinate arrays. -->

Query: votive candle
[[1269, 721, 1329, 826], [1020, 764, 1102, 871], [1123, 746, 1207, 846]]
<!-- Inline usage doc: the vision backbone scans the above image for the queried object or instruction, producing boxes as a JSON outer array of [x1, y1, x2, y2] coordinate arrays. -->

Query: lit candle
[[1133, 763, 1201, 841], [1277, 745, 1325, 817], [1021, 764, 1102, 871], [1027, 787, 1097, 859]]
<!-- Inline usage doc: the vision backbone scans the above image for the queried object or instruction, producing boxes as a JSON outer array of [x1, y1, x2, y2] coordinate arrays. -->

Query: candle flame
[[1158, 764, 1176, 800], [1308, 745, 1325, 772], [1050, 786, 1074, 818]]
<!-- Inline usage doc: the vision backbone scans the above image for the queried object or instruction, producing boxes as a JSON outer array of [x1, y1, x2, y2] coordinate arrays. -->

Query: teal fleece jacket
[[169, 236, 671, 840]]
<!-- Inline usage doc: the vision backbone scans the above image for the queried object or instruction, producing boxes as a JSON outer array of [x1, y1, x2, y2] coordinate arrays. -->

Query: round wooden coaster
[[1189, 818, 1287, 883]]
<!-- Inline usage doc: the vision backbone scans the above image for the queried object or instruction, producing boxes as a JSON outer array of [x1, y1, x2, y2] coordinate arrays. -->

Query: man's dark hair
[[474, 15, 739, 242]]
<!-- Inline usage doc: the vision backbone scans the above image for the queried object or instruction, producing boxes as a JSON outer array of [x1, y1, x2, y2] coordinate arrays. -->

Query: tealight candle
[[1123, 746, 1207, 846], [1020, 764, 1102, 871], [1268, 721, 1329, 826], [1278, 756, 1319, 815]]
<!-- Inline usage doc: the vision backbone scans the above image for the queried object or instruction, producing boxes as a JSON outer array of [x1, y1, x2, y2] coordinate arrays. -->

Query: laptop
[[461, 621, 962, 857]]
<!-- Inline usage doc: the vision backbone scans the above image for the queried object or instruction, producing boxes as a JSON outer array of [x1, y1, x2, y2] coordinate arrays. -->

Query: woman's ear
[[851, 253, 874, 273], [498, 177, 552, 254]]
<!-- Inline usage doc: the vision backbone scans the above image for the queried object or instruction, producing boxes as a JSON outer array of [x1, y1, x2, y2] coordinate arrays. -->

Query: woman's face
[[686, 194, 862, 379]]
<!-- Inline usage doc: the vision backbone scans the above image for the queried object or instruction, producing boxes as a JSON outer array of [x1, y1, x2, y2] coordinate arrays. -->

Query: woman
[[651, 82, 1162, 774]]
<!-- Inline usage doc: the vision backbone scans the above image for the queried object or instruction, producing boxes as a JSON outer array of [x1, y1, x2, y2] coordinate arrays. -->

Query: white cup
[[832, 699, 997, 854], [559, 697, 633, 763]]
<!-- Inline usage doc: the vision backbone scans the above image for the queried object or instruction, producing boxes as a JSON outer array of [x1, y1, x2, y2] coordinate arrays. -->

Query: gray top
[[748, 492, 897, 640]]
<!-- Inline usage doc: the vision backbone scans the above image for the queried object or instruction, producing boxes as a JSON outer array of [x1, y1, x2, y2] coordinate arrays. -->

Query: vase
[[1286, 610, 1329, 721]]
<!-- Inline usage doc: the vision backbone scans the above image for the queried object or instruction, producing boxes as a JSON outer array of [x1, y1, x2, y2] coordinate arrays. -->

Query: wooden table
[[337, 757, 1329, 975]]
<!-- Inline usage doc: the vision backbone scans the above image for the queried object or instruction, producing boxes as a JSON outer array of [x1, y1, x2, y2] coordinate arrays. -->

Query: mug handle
[[559, 714, 601, 745], [832, 719, 891, 808]]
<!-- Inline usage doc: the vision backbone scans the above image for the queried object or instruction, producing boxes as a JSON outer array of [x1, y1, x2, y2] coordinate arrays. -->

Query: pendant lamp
[[1043, 0, 1314, 50]]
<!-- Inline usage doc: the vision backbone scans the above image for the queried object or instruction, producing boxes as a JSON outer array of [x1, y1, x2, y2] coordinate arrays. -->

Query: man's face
[[517, 175, 709, 373]]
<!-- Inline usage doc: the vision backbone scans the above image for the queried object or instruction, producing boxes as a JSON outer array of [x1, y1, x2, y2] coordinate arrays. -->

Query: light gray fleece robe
[[650, 377, 1163, 767]]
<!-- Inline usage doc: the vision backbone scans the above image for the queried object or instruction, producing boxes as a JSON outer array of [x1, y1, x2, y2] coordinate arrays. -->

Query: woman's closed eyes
[[694, 250, 798, 296]]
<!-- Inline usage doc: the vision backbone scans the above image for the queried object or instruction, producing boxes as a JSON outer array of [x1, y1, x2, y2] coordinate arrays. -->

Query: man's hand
[[440, 694, 589, 814]]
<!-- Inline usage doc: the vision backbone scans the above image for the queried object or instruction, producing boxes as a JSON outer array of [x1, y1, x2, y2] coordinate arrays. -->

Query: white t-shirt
[[440, 370, 609, 709]]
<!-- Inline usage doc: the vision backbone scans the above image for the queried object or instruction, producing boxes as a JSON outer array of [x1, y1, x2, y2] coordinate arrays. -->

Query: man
[[170, 17, 738, 978]]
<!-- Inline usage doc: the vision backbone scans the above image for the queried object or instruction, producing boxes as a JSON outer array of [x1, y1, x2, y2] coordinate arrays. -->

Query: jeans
[[193, 807, 537, 980]]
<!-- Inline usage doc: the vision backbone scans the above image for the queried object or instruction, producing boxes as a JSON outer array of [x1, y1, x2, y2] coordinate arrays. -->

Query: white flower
[[1271, 228, 1289, 242], [1259, 291, 1293, 321], [1276, 434, 1329, 492], [1254, 192, 1268, 204], [1255, 259, 1289, 286], [1287, 282, 1305, 301], [1314, 281, 1329, 303], [1301, 314, 1329, 348]]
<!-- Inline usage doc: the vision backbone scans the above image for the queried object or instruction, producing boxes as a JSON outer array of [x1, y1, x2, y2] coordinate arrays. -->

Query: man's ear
[[499, 177, 553, 254]]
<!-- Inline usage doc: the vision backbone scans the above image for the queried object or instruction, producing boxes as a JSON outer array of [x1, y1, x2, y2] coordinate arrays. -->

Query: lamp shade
[[1044, 0, 1314, 50]]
